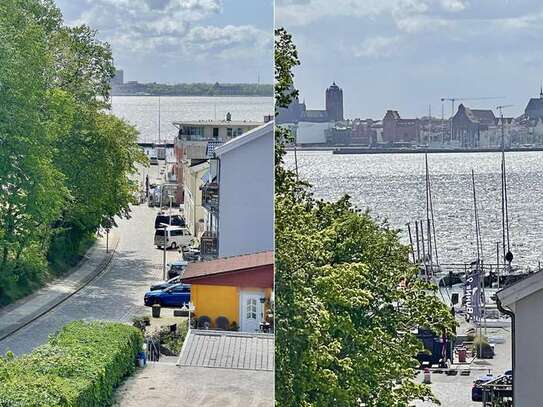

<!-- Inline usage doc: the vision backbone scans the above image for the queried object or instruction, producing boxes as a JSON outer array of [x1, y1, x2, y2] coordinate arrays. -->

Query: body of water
[[286, 151, 543, 268], [111, 96, 273, 143]]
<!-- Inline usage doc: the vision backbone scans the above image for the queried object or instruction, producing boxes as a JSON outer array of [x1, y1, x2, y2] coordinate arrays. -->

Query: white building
[[201, 121, 274, 258], [496, 271, 543, 407], [295, 121, 332, 145], [182, 161, 208, 238]]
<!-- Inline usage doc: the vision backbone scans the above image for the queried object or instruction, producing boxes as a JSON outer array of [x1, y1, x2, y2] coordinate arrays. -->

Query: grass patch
[[0, 321, 143, 407]]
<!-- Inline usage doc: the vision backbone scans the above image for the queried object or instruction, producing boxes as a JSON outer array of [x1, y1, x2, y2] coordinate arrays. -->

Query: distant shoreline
[[286, 146, 543, 154], [111, 94, 273, 97]]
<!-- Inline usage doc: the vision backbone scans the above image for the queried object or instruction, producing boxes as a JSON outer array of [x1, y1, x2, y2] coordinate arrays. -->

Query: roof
[[384, 110, 401, 120], [470, 109, 496, 125], [183, 251, 273, 280], [455, 104, 496, 125], [496, 270, 543, 308], [214, 121, 273, 157], [177, 330, 274, 371], [525, 97, 543, 114]]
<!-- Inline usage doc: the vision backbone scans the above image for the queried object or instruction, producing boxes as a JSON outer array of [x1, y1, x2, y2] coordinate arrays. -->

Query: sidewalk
[[0, 230, 120, 342]]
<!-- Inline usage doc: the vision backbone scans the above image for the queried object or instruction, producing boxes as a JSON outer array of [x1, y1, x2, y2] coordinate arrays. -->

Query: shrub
[[0, 321, 143, 406], [472, 335, 494, 359]]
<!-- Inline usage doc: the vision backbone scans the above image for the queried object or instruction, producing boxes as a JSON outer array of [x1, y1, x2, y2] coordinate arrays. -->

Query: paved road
[[414, 325, 512, 406], [0, 165, 180, 356], [114, 364, 274, 407]]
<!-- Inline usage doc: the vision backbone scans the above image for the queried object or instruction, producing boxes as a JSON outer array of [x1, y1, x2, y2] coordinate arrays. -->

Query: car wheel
[[171, 242, 177, 250]]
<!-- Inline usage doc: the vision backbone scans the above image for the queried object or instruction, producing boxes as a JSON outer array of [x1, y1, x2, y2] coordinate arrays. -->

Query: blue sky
[[56, 0, 274, 84], [276, 0, 543, 119]]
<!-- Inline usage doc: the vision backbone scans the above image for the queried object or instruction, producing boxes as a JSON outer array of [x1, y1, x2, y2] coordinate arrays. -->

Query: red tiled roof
[[183, 251, 274, 280]]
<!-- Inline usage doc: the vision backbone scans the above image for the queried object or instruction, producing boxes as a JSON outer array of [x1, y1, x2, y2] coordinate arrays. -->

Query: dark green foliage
[[0, 321, 143, 406], [274, 29, 456, 406], [0, 0, 146, 305]]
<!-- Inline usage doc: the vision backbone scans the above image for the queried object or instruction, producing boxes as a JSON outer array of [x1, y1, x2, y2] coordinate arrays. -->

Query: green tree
[[0, 0, 67, 278], [274, 29, 456, 407], [0, 0, 146, 304]]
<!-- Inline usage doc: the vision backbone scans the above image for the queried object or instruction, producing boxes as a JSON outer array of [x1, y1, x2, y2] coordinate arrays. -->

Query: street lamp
[[160, 222, 168, 280]]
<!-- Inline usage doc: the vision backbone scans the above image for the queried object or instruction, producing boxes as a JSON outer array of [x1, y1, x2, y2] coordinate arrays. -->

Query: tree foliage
[[274, 28, 456, 407], [0, 0, 146, 304]]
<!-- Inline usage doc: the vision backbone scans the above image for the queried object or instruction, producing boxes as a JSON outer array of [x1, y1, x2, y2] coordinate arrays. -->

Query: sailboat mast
[[158, 96, 161, 144], [425, 153, 433, 272]]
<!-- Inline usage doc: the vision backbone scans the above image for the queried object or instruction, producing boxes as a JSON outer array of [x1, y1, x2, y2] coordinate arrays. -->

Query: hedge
[[0, 321, 143, 407]]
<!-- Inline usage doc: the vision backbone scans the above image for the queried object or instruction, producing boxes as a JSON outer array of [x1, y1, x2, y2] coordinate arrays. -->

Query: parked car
[[154, 213, 185, 229], [182, 247, 200, 261], [149, 156, 159, 165], [144, 283, 191, 307], [154, 226, 192, 249], [167, 259, 188, 280], [150, 276, 181, 291], [472, 374, 494, 402]]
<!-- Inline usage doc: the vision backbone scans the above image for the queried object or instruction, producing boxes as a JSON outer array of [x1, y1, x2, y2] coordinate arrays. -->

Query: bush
[[472, 335, 494, 359], [0, 321, 143, 406], [155, 321, 189, 355]]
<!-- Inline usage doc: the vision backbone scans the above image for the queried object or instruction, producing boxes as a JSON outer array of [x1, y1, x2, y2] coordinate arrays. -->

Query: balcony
[[200, 231, 218, 258], [201, 182, 219, 213]]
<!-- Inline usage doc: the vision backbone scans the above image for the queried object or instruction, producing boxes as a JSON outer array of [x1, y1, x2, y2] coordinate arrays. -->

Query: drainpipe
[[496, 296, 515, 406]]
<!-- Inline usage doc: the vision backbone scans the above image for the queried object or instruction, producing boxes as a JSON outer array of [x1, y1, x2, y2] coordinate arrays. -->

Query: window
[[170, 229, 183, 237], [213, 127, 219, 139], [227, 128, 233, 138], [237, 128, 243, 136], [246, 298, 257, 319]]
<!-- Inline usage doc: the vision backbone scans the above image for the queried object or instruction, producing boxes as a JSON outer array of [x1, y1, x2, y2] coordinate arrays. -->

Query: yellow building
[[182, 161, 208, 238], [182, 251, 273, 332]]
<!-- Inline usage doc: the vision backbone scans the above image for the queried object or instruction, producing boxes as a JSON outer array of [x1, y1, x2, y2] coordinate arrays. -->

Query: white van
[[154, 226, 192, 249]]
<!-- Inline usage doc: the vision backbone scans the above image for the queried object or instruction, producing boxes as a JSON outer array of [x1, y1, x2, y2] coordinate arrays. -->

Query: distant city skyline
[[56, 0, 273, 84], [276, 0, 543, 119]]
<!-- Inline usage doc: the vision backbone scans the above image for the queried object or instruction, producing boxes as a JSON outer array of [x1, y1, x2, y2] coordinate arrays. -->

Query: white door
[[239, 291, 264, 333]]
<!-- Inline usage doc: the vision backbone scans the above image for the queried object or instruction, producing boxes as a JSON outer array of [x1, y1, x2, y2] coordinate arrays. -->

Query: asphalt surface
[[114, 364, 274, 407], [414, 325, 512, 406], [0, 165, 180, 356]]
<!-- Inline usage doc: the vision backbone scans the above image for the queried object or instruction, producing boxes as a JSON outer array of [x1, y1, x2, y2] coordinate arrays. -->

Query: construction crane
[[496, 104, 514, 117], [440, 96, 506, 117]]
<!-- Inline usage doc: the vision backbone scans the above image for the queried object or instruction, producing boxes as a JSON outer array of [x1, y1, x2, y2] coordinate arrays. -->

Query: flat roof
[[172, 120, 263, 128], [177, 330, 274, 371]]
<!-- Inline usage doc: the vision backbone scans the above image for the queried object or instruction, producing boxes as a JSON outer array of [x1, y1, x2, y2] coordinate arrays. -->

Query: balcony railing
[[201, 182, 219, 213], [200, 231, 218, 258]]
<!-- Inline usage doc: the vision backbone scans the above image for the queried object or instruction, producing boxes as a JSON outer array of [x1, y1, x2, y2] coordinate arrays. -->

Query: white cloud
[[62, 0, 271, 69], [352, 36, 402, 58], [440, 0, 468, 12]]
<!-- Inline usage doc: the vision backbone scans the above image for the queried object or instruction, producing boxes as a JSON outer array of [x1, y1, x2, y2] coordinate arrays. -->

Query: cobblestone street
[[0, 166, 180, 356]]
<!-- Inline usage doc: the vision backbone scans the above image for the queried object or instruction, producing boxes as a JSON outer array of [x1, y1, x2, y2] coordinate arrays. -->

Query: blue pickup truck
[[144, 283, 191, 307]]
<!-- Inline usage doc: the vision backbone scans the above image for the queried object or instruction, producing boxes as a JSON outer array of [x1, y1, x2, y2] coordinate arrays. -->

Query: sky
[[276, 0, 543, 119], [56, 0, 274, 84]]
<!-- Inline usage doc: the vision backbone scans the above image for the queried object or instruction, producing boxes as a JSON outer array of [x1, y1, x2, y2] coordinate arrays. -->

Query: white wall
[[217, 128, 273, 258], [514, 291, 543, 407], [296, 121, 331, 144]]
